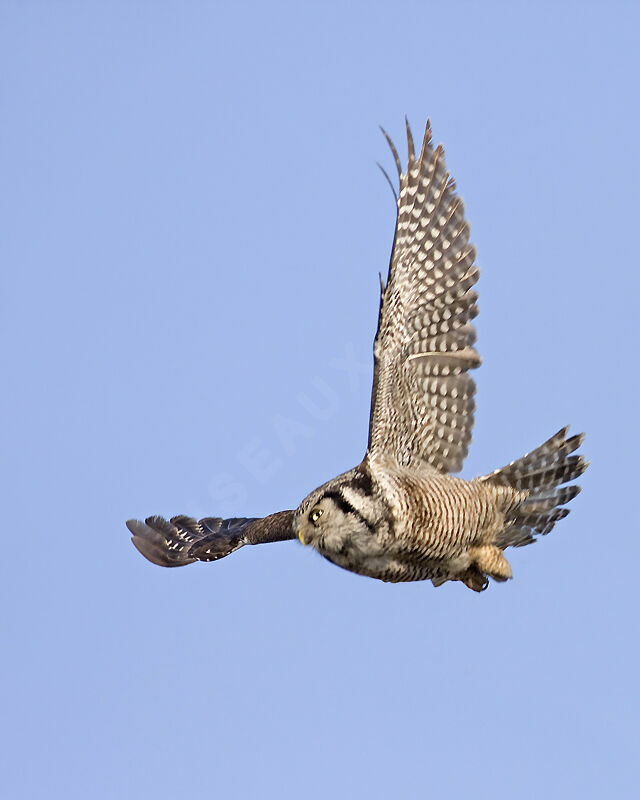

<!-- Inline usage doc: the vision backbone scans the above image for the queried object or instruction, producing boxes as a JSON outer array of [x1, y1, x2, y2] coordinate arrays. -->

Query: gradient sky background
[[2, 2, 638, 798]]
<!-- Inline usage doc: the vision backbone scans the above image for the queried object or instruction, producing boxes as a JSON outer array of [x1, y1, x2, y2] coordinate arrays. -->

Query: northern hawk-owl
[[128, 120, 587, 592]]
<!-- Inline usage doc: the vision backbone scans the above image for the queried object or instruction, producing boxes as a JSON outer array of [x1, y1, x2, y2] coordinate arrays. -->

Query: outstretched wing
[[128, 510, 295, 567], [367, 119, 480, 473]]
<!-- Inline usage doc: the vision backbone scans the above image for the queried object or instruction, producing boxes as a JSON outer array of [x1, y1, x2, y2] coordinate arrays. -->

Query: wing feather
[[368, 120, 480, 473], [128, 510, 295, 567]]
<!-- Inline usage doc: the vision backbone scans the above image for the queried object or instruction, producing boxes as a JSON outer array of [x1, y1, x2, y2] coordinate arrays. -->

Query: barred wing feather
[[368, 120, 480, 473]]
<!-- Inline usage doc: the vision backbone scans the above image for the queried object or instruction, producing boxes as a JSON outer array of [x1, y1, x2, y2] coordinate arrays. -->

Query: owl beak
[[295, 520, 308, 546]]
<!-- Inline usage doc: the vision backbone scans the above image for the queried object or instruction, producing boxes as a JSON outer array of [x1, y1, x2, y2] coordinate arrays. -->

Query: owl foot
[[469, 544, 513, 582]]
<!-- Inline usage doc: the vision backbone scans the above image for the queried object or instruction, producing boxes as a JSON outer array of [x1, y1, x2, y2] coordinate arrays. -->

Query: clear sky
[[1, 2, 638, 798]]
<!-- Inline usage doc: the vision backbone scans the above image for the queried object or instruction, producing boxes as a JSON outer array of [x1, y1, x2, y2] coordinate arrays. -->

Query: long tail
[[482, 427, 588, 549]]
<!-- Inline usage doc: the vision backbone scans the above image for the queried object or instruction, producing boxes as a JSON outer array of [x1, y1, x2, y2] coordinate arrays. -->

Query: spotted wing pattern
[[128, 511, 295, 567], [368, 119, 480, 473]]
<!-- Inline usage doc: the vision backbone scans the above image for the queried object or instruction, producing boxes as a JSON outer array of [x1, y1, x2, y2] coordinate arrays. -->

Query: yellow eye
[[309, 508, 324, 526]]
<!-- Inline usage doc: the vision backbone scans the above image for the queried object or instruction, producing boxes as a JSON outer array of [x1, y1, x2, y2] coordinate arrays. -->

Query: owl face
[[293, 478, 383, 562], [294, 494, 345, 550]]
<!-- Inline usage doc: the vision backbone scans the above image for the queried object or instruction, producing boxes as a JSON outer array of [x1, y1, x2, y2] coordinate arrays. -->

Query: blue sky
[[1, 2, 638, 798]]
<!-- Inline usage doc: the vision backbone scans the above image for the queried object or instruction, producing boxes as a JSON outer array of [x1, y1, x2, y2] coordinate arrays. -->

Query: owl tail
[[481, 427, 588, 549]]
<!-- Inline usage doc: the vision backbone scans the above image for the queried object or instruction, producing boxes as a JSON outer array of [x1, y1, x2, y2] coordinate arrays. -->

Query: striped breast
[[378, 464, 499, 560]]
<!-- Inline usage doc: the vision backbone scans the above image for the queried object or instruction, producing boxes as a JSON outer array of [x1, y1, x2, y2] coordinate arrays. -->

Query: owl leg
[[469, 544, 513, 582]]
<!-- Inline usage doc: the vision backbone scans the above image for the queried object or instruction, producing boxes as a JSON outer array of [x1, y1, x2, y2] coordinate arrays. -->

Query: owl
[[128, 119, 587, 592]]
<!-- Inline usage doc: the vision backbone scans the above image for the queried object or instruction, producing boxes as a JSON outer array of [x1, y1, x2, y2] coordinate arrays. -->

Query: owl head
[[293, 466, 386, 556]]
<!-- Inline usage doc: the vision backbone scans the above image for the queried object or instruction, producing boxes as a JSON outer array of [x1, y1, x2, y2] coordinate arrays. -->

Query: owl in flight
[[128, 120, 587, 591]]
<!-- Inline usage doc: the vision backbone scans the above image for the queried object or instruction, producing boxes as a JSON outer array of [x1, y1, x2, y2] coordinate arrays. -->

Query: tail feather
[[495, 456, 587, 493], [515, 506, 570, 535], [483, 427, 588, 550], [521, 485, 581, 512], [485, 427, 586, 490]]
